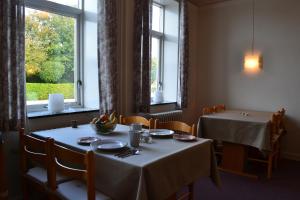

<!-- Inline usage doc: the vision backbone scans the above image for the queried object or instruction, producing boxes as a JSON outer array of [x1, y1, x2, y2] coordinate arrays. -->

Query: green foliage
[[25, 10, 75, 83], [26, 83, 74, 101], [151, 58, 158, 94], [39, 60, 65, 83]]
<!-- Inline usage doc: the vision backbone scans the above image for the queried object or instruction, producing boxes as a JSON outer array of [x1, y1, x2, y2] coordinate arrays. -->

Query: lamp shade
[[244, 53, 262, 74]]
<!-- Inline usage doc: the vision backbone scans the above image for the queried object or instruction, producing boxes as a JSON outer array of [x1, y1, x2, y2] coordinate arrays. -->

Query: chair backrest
[[51, 144, 95, 200], [213, 104, 226, 112], [277, 108, 286, 133], [270, 113, 281, 145], [154, 120, 196, 136], [119, 115, 154, 129], [202, 107, 214, 115], [19, 128, 55, 187]]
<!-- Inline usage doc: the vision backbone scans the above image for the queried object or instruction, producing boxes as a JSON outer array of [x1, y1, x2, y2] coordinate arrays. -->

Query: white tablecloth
[[198, 110, 273, 151], [33, 124, 220, 200]]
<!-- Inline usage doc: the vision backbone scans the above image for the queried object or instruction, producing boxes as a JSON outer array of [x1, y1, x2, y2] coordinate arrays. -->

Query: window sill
[[28, 107, 98, 119], [150, 101, 176, 106]]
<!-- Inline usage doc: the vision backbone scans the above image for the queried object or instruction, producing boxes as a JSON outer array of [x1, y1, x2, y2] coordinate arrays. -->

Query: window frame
[[24, 0, 84, 112], [151, 2, 165, 94]]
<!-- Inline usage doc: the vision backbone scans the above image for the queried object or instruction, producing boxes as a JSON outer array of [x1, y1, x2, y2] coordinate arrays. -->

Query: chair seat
[[57, 180, 111, 200], [26, 166, 68, 184]]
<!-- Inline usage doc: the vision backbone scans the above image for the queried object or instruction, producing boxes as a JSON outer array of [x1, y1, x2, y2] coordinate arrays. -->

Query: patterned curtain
[[0, 0, 26, 131], [133, 0, 152, 113], [97, 0, 118, 114], [177, 0, 189, 109]]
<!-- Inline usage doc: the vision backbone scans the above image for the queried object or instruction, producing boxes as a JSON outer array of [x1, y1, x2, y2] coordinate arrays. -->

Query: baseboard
[[282, 152, 300, 161]]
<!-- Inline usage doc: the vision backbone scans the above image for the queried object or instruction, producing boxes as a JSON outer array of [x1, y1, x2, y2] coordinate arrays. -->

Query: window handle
[[77, 80, 82, 88], [158, 82, 163, 90]]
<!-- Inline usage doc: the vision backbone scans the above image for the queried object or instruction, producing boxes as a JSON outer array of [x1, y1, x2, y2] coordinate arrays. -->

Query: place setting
[[148, 129, 174, 138], [146, 128, 197, 142], [77, 136, 100, 146], [90, 139, 128, 151], [173, 133, 197, 142], [87, 122, 147, 158]]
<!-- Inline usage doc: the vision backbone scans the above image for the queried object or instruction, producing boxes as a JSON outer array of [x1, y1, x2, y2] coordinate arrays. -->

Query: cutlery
[[120, 149, 140, 158], [114, 148, 131, 157], [115, 149, 140, 158]]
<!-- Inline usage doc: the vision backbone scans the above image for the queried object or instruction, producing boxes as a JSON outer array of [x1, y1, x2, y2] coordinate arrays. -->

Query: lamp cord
[[252, 0, 255, 54]]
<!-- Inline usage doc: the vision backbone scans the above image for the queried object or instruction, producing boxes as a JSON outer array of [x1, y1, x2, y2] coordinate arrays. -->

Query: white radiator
[[149, 110, 183, 122]]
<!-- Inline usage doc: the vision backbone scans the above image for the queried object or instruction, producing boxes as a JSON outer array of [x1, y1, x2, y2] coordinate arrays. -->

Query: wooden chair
[[202, 107, 214, 115], [119, 115, 154, 129], [278, 108, 286, 133], [213, 104, 226, 112], [248, 112, 285, 179], [274, 108, 286, 167], [50, 144, 111, 200], [154, 120, 196, 136], [155, 120, 196, 200], [19, 128, 56, 200]]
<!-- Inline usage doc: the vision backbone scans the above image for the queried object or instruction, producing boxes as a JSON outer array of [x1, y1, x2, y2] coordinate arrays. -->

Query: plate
[[77, 137, 99, 145], [173, 134, 197, 141], [91, 139, 127, 151], [149, 129, 174, 137]]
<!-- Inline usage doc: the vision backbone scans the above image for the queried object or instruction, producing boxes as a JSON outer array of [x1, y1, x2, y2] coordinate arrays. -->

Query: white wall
[[197, 0, 300, 160]]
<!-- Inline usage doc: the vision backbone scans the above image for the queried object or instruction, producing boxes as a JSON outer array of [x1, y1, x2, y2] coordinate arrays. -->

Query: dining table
[[198, 109, 274, 178], [32, 124, 220, 200]]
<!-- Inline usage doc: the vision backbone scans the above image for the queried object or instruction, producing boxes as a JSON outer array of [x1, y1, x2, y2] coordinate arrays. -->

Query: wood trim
[[218, 167, 258, 179], [282, 152, 300, 161], [248, 158, 269, 164], [189, 0, 233, 7], [187, 0, 200, 7]]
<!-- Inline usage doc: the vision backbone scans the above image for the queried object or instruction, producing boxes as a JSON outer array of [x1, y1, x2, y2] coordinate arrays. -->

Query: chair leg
[[188, 183, 194, 200], [267, 155, 273, 179], [274, 152, 279, 169]]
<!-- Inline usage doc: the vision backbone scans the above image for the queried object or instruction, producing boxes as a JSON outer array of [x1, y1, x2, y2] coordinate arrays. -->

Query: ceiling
[[188, 0, 232, 7]]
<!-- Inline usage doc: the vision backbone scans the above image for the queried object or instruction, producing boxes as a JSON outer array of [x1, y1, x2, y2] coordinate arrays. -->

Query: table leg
[[220, 142, 258, 179]]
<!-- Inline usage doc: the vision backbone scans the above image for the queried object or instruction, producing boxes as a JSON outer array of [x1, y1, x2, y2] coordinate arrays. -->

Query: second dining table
[[32, 124, 220, 200], [198, 109, 274, 178]]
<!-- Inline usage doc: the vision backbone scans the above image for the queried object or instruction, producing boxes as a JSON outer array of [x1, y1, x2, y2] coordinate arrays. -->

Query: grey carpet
[[194, 159, 300, 200]]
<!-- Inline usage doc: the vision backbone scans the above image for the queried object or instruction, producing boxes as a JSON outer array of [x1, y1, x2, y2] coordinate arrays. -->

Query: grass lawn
[[26, 83, 74, 101]]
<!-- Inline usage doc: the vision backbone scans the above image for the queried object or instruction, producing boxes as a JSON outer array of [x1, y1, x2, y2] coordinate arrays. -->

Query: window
[[151, 3, 164, 97], [25, 0, 82, 112], [151, 0, 179, 103]]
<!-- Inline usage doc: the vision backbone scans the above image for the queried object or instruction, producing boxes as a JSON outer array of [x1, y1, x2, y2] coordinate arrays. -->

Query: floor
[[194, 159, 300, 200]]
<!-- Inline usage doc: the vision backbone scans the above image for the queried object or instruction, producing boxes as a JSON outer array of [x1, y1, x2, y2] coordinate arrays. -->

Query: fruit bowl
[[90, 112, 117, 135], [90, 123, 117, 135]]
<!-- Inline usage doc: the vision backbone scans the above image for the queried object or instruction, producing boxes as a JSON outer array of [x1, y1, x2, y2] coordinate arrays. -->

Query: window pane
[[151, 37, 160, 97], [152, 4, 163, 32], [46, 0, 80, 8], [25, 8, 76, 105]]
